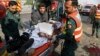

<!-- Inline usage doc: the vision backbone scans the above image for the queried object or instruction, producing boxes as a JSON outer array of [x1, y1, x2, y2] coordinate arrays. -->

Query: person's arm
[[65, 19, 76, 39], [43, 12, 49, 22], [31, 12, 38, 25], [56, 33, 67, 39]]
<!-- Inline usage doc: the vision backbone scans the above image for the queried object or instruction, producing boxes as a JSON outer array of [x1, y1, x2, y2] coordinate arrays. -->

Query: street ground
[[0, 14, 100, 56]]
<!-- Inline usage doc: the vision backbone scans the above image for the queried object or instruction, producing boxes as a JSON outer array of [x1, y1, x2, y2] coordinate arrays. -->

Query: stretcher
[[25, 22, 61, 56], [32, 41, 53, 56]]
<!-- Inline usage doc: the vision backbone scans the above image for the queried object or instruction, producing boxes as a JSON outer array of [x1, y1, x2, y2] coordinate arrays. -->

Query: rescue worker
[[31, 3, 48, 26], [91, 4, 100, 38], [56, 0, 82, 56], [1, 1, 20, 44]]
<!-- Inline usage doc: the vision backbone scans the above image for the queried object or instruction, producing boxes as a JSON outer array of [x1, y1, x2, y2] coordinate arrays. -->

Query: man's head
[[98, 4, 100, 9], [38, 3, 46, 14], [8, 1, 18, 13], [64, 0, 77, 14], [50, 0, 58, 11]]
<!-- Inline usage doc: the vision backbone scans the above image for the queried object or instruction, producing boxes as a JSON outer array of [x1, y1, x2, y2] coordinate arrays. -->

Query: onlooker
[[0, 1, 6, 48], [92, 4, 100, 38], [31, 3, 48, 25], [89, 5, 96, 23]]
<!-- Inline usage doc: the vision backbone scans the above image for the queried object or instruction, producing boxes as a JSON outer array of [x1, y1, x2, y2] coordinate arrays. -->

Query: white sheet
[[30, 28, 48, 48], [37, 22, 54, 36]]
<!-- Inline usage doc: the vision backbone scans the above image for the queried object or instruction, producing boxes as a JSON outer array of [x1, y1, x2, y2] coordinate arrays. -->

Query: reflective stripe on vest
[[16, 0, 22, 12], [17, 3, 21, 12], [68, 11, 82, 42], [95, 9, 100, 19]]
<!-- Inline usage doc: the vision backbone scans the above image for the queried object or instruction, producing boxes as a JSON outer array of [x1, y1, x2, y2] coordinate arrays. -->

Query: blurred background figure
[[91, 4, 100, 38], [48, 0, 59, 21], [0, 0, 8, 48], [89, 5, 96, 23], [16, 0, 22, 12]]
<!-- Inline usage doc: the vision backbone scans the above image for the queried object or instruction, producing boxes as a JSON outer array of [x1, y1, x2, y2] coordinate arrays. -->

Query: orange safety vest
[[95, 9, 100, 19], [16, 0, 22, 12], [62, 11, 82, 42]]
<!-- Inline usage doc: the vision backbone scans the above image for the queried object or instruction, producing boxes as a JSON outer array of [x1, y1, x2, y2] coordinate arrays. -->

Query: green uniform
[[1, 10, 20, 43], [48, 10, 58, 21], [57, 17, 78, 56]]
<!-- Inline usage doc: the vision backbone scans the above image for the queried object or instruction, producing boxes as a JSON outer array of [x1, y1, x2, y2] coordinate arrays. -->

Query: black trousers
[[4, 28, 20, 43], [92, 19, 100, 37], [18, 38, 34, 56], [61, 41, 78, 56]]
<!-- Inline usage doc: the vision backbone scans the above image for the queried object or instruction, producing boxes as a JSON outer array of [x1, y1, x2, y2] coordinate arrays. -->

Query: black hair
[[38, 3, 46, 8], [66, 0, 78, 6], [9, 1, 18, 6]]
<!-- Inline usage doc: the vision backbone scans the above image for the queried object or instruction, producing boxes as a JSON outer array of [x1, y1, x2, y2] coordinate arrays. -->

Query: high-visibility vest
[[62, 11, 82, 42], [16, 0, 22, 12], [95, 9, 100, 19], [0, 4, 6, 19]]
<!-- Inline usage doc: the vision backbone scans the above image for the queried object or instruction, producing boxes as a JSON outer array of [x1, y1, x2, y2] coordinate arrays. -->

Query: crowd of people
[[0, 0, 82, 56], [0, 0, 99, 56]]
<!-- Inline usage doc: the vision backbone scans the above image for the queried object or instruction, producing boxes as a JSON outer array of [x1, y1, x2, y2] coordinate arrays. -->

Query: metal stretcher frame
[[32, 42, 53, 56]]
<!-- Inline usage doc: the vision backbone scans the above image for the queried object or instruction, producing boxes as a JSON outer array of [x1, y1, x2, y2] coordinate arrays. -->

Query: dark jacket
[[31, 10, 48, 25], [1, 10, 20, 36], [57, 17, 78, 56]]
